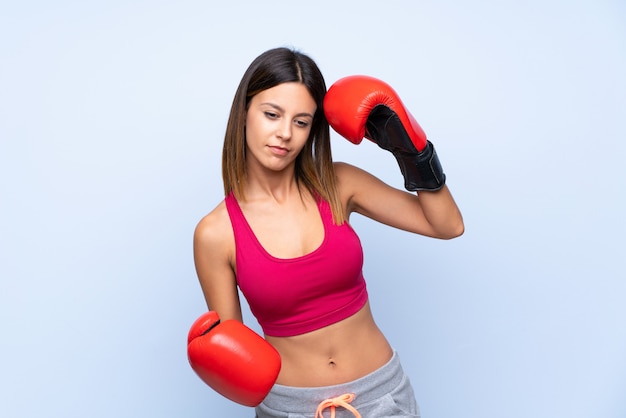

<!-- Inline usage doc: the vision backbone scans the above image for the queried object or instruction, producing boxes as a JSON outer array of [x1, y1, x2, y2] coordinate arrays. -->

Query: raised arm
[[336, 162, 463, 239], [325, 75, 464, 239]]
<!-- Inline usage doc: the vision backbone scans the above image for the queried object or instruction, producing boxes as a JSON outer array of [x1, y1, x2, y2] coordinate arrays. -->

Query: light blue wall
[[1, 1, 625, 417]]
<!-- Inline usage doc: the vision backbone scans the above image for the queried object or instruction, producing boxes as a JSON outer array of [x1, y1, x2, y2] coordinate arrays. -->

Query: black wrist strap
[[392, 140, 446, 191], [365, 105, 446, 191]]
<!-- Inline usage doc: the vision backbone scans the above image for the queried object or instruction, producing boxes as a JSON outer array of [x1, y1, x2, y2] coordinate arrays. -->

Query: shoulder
[[333, 161, 377, 183], [333, 160, 358, 175], [194, 200, 234, 261], [333, 161, 366, 191], [333, 161, 385, 200]]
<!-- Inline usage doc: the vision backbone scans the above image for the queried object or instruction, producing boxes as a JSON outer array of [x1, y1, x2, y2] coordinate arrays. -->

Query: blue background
[[1, 1, 625, 417]]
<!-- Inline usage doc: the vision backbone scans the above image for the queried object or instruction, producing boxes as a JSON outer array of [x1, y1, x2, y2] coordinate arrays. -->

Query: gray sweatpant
[[255, 351, 420, 417]]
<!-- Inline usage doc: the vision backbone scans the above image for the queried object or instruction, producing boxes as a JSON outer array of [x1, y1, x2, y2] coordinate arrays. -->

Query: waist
[[261, 350, 405, 412], [266, 302, 394, 387]]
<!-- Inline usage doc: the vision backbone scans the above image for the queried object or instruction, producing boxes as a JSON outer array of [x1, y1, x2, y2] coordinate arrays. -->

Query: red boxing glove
[[324, 75, 446, 191], [187, 311, 281, 407]]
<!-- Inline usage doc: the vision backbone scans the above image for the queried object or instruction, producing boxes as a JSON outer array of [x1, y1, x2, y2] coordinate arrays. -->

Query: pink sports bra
[[225, 193, 368, 337]]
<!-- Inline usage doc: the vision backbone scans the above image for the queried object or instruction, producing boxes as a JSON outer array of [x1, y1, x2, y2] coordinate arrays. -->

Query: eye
[[295, 119, 311, 128], [264, 111, 279, 119]]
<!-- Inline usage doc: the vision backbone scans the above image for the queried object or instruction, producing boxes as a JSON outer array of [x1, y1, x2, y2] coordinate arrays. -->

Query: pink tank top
[[225, 193, 368, 337]]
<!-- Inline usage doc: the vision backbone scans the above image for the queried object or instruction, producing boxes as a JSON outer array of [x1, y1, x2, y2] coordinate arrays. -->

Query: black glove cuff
[[392, 140, 446, 191]]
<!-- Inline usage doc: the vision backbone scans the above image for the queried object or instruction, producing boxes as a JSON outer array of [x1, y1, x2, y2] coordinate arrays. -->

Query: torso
[[230, 188, 393, 387]]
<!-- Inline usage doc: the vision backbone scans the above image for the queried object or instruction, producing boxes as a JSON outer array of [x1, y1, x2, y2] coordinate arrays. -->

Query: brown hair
[[221, 47, 344, 224]]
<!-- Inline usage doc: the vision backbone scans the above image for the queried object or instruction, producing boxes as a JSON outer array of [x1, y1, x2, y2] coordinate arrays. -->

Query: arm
[[189, 203, 281, 407], [325, 75, 464, 239], [193, 202, 243, 322], [335, 162, 464, 239]]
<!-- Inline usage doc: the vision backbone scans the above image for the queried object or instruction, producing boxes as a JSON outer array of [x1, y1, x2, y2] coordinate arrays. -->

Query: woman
[[193, 47, 464, 417]]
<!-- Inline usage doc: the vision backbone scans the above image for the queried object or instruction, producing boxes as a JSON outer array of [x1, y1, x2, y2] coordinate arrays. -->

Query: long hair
[[221, 47, 344, 224]]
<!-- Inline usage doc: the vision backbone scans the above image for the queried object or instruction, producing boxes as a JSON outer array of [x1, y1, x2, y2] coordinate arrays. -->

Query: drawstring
[[315, 393, 361, 418]]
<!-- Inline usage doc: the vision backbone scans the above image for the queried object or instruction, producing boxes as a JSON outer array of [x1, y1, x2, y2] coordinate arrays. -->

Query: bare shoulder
[[194, 200, 234, 263], [333, 161, 361, 178], [332, 161, 369, 195], [333, 161, 393, 209], [333, 161, 379, 185], [195, 201, 229, 238]]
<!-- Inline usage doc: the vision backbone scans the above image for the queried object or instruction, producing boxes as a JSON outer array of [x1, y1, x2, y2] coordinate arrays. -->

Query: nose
[[277, 119, 292, 140]]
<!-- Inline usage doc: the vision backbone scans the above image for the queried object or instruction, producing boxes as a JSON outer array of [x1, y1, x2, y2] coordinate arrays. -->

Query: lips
[[268, 145, 289, 156]]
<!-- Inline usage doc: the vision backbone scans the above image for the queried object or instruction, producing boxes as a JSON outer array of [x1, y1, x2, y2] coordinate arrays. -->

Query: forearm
[[417, 185, 464, 239]]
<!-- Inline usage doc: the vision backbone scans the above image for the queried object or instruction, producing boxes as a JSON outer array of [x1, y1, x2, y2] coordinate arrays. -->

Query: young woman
[[192, 47, 464, 417]]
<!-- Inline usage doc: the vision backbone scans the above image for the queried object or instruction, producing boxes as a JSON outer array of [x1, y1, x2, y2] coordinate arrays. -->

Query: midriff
[[265, 301, 394, 387]]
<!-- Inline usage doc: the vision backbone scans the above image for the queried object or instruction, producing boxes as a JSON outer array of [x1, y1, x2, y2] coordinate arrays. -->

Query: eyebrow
[[260, 102, 315, 119]]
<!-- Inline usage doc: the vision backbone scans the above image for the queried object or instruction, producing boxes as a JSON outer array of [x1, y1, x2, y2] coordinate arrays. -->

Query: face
[[245, 82, 317, 173]]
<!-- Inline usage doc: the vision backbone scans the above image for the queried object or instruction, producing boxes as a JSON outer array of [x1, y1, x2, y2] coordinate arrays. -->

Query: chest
[[239, 199, 325, 259]]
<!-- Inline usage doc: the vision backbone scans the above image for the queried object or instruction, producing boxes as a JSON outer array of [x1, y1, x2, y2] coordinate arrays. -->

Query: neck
[[244, 171, 302, 204]]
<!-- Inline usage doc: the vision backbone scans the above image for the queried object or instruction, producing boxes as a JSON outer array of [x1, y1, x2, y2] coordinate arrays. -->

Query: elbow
[[438, 219, 465, 240], [452, 221, 465, 239]]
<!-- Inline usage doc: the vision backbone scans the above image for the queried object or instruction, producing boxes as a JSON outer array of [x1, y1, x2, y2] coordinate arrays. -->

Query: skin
[[193, 82, 464, 387]]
